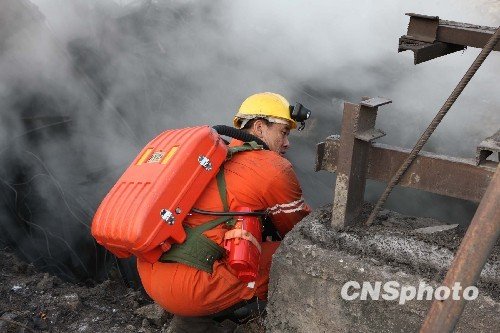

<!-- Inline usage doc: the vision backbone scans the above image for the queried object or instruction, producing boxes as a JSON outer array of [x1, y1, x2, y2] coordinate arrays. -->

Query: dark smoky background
[[0, 0, 498, 283]]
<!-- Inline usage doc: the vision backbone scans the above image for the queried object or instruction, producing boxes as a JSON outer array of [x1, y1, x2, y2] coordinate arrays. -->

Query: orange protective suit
[[137, 141, 311, 316]]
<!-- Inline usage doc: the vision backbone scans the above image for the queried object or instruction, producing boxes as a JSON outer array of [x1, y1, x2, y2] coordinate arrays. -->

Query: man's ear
[[251, 119, 266, 139]]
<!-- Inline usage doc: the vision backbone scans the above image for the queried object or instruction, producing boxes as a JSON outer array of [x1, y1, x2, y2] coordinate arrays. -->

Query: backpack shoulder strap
[[216, 168, 229, 212], [226, 141, 263, 160]]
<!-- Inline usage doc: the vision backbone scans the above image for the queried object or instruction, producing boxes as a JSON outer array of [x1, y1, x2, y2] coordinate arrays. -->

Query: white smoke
[[22, 0, 499, 154], [0, 0, 498, 278]]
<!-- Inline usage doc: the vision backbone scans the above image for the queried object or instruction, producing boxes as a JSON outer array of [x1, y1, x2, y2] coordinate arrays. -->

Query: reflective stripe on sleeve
[[267, 198, 305, 215]]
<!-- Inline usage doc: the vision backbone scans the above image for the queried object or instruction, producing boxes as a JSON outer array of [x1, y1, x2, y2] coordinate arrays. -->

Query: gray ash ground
[[0, 247, 162, 332], [0, 247, 264, 333]]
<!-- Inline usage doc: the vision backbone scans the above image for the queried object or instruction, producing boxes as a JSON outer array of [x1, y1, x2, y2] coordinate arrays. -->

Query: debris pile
[[0, 247, 172, 332], [0, 247, 266, 332]]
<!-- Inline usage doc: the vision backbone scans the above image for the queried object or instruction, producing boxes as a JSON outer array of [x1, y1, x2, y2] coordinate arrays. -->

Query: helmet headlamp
[[289, 103, 312, 131]]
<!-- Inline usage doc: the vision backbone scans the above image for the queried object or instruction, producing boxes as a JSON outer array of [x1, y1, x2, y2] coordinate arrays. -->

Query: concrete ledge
[[267, 205, 499, 332]]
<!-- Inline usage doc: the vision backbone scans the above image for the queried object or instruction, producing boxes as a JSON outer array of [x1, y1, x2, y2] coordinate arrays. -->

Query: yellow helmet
[[233, 92, 297, 130]]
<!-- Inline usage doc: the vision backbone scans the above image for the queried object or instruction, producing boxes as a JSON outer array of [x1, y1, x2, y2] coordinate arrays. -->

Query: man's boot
[[166, 315, 237, 333]]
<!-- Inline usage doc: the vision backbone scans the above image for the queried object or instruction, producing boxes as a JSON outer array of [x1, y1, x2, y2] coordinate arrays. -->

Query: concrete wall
[[266, 206, 499, 333]]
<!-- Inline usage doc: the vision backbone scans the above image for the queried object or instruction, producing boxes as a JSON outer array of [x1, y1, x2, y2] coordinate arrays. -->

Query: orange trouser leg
[[137, 241, 281, 316]]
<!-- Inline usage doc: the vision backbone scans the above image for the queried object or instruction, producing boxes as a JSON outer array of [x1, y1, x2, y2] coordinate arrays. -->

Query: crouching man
[[137, 92, 311, 332]]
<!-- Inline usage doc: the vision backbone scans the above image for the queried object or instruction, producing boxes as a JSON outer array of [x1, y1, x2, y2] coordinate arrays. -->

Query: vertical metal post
[[420, 164, 500, 333], [331, 97, 390, 229]]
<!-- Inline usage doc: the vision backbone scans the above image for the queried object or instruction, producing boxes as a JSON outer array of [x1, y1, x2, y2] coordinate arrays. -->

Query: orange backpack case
[[91, 126, 228, 263]]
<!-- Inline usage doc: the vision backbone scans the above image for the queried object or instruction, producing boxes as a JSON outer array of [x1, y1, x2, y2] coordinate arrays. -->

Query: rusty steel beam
[[438, 19, 500, 51], [420, 164, 500, 333], [316, 137, 496, 203], [329, 98, 390, 229], [331, 102, 371, 229], [476, 129, 500, 167], [406, 13, 440, 43], [399, 13, 499, 64], [398, 37, 465, 65]]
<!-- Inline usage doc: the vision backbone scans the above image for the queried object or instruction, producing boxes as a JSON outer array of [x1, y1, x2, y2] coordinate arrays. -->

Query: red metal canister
[[224, 207, 262, 282]]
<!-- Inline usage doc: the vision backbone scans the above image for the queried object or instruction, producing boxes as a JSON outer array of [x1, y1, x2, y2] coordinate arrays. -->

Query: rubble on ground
[[0, 247, 170, 332], [0, 247, 264, 332]]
